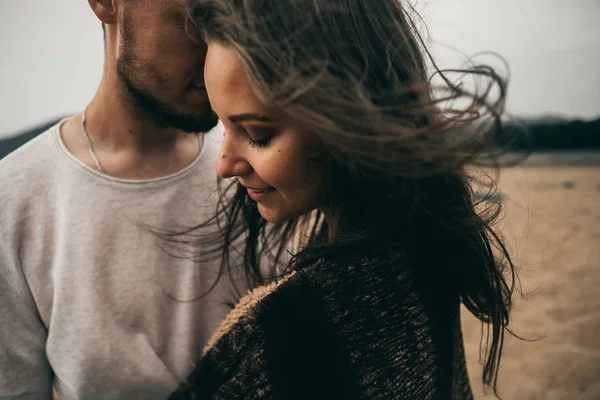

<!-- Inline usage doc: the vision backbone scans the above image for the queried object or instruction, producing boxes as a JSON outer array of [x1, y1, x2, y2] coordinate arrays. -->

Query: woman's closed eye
[[244, 126, 275, 148]]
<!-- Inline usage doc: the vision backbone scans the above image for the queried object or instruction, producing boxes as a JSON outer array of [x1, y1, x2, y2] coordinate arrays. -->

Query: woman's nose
[[215, 134, 253, 178]]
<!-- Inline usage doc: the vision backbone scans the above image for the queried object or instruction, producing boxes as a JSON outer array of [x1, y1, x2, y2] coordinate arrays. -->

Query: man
[[0, 1, 237, 398]]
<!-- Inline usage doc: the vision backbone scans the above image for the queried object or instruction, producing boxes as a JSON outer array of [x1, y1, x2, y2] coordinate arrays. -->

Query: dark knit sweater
[[170, 253, 474, 399]]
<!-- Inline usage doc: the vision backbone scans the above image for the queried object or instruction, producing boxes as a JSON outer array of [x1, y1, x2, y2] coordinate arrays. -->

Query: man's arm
[[0, 239, 53, 399]]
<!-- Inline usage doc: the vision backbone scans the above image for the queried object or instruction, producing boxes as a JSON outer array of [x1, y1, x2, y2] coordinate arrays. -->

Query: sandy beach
[[462, 156, 600, 399]]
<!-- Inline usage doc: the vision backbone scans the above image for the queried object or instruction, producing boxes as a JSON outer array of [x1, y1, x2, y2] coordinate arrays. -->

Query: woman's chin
[[257, 204, 299, 224], [257, 204, 283, 223], [258, 203, 322, 225]]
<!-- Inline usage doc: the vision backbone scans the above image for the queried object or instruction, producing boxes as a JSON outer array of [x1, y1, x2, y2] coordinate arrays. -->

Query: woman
[[171, 0, 517, 398]]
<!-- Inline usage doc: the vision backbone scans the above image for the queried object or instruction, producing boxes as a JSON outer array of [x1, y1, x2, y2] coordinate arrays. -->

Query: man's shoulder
[[0, 122, 62, 176], [0, 123, 63, 212]]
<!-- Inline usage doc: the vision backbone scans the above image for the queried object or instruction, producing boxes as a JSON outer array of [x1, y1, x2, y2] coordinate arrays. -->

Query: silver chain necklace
[[81, 107, 106, 174], [80, 108, 204, 175]]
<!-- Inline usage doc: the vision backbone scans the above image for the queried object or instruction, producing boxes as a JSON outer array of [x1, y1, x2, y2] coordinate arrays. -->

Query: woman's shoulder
[[295, 250, 413, 295], [173, 257, 383, 399], [203, 249, 418, 353], [263, 251, 413, 306], [174, 250, 463, 400]]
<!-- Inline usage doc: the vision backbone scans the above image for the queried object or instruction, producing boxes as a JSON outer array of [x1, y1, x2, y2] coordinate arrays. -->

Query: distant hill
[[495, 117, 600, 151], [1, 114, 599, 161]]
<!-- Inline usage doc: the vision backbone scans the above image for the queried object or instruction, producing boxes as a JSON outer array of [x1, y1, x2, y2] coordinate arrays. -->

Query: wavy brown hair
[[178, 0, 520, 395]]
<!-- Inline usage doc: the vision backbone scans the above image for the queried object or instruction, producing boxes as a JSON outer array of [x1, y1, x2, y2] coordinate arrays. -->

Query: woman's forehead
[[205, 44, 272, 116]]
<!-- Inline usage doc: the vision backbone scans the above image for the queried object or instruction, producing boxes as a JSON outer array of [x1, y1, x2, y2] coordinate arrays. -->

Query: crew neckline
[[54, 117, 208, 186]]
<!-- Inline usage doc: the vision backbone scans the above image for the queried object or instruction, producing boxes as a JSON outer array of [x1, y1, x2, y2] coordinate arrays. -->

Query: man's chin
[[118, 73, 218, 133], [141, 102, 219, 133], [169, 112, 219, 134]]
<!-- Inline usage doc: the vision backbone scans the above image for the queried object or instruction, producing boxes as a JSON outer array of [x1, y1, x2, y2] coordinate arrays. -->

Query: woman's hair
[[177, 0, 519, 395]]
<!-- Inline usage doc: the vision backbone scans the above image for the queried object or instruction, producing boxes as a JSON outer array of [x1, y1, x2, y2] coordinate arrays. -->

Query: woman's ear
[[88, 0, 119, 25]]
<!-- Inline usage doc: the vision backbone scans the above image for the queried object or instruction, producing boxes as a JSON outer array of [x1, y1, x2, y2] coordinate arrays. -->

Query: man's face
[[116, 0, 218, 133]]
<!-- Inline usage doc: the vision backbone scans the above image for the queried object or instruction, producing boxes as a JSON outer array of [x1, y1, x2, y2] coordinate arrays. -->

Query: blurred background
[[0, 0, 598, 398]]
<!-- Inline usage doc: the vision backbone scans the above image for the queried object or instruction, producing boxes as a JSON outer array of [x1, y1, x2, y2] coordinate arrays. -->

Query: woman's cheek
[[256, 150, 289, 186]]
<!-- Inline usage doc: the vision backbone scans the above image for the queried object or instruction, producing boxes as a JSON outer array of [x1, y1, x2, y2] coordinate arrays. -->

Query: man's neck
[[87, 75, 187, 152], [60, 75, 201, 180]]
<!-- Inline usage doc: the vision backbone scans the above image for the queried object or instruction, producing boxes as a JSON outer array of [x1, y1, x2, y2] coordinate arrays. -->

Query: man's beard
[[115, 10, 218, 134], [117, 70, 218, 134]]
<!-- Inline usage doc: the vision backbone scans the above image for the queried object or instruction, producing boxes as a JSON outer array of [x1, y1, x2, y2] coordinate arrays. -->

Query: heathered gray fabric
[[0, 120, 236, 399]]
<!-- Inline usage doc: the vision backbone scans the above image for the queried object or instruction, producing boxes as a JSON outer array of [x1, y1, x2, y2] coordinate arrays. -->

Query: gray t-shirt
[[0, 121, 238, 399]]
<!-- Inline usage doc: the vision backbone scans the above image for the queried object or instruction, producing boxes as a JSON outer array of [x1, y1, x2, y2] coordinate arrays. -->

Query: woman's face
[[204, 44, 329, 223]]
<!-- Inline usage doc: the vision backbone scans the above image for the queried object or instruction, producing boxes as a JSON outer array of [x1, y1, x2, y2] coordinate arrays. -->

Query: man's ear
[[88, 0, 118, 25]]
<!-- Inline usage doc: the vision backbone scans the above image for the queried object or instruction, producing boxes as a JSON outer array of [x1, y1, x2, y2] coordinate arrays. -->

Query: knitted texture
[[170, 253, 473, 399]]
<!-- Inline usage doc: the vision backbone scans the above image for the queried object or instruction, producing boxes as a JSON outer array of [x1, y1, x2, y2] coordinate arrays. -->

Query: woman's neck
[[319, 206, 336, 242]]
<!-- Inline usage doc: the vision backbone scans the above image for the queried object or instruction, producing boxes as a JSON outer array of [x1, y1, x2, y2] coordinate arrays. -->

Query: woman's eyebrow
[[228, 114, 273, 123]]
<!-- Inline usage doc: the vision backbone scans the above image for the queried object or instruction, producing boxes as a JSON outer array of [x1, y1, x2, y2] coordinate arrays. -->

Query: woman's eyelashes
[[246, 136, 271, 148], [243, 126, 275, 148]]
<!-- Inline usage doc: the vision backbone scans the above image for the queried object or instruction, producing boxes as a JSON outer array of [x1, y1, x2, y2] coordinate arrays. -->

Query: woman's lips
[[247, 187, 275, 202]]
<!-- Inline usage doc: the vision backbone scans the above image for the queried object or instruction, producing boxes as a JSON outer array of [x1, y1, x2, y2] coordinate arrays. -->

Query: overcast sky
[[0, 0, 598, 137]]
